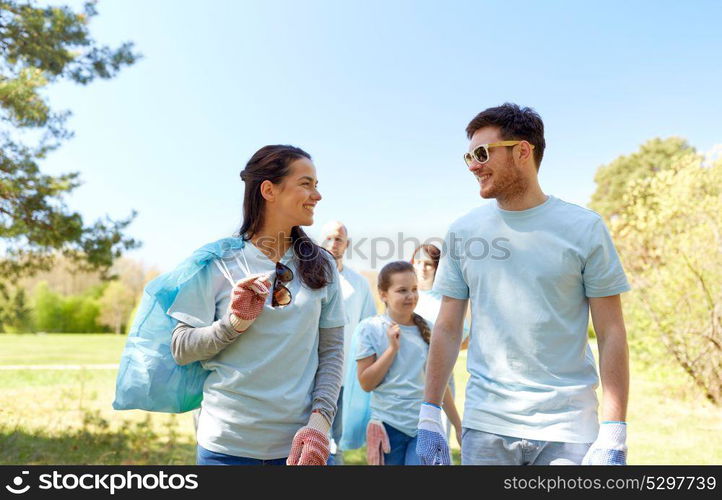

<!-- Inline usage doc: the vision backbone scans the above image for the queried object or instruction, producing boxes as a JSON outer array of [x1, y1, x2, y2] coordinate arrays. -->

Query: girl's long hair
[[377, 261, 431, 344], [238, 145, 333, 290]]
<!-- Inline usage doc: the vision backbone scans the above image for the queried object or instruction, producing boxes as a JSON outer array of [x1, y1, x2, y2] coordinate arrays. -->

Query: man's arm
[[423, 296, 468, 406], [589, 294, 629, 422]]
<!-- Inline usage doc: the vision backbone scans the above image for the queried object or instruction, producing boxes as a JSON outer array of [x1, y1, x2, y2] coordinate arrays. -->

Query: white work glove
[[582, 421, 627, 465], [415, 403, 451, 465]]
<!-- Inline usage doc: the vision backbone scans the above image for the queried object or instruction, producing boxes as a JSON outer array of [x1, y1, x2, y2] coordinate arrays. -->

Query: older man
[[320, 221, 377, 464]]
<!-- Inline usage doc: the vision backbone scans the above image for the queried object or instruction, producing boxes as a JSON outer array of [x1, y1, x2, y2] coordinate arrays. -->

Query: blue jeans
[[461, 428, 591, 465], [196, 445, 287, 466], [383, 423, 421, 466]]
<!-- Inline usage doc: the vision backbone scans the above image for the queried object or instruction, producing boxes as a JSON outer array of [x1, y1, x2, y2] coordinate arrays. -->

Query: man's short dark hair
[[466, 103, 546, 170]]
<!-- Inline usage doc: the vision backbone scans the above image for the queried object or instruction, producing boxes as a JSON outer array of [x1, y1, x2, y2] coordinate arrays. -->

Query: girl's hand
[[455, 425, 463, 449], [386, 322, 401, 352], [227, 273, 271, 332]]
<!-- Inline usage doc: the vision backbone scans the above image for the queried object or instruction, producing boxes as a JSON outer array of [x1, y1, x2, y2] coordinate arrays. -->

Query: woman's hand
[[386, 321, 401, 353], [286, 411, 331, 466], [227, 273, 271, 332]]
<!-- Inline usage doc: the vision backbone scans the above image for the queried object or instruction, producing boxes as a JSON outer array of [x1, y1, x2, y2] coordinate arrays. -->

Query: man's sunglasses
[[272, 262, 294, 307], [463, 140, 534, 167]]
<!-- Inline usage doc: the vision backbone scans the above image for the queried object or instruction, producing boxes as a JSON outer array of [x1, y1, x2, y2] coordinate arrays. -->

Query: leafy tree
[[0, 285, 31, 332], [62, 292, 102, 332], [123, 265, 159, 334], [611, 148, 722, 405], [589, 137, 700, 221], [1, 0, 141, 295], [31, 279, 107, 332], [31, 280, 62, 331], [97, 280, 135, 334]]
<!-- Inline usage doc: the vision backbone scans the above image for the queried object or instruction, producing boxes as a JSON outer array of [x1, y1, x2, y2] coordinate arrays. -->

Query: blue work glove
[[416, 403, 451, 465], [582, 421, 627, 465]]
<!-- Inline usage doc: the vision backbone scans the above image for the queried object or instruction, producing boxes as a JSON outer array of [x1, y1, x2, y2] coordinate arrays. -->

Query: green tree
[[0, 285, 31, 332], [612, 148, 722, 405], [62, 293, 103, 332], [97, 280, 135, 334], [0, 1, 141, 296], [31, 280, 62, 332], [589, 137, 700, 221], [31, 280, 107, 332]]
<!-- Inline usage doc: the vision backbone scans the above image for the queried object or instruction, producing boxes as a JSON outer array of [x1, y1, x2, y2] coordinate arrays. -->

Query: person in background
[[411, 243, 470, 346], [357, 261, 461, 465], [170, 145, 345, 466], [320, 220, 377, 465]]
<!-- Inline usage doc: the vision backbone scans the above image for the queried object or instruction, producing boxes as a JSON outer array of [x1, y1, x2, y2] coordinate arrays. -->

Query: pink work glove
[[366, 420, 390, 465], [227, 274, 271, 333], [286, 411, 331, 466]]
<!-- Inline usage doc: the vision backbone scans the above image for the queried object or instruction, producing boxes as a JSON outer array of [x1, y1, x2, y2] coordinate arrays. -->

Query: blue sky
[[41, 0, 722, 272]]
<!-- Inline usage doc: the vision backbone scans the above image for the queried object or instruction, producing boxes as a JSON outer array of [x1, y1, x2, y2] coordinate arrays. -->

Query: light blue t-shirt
[[168, 241, 345, 459], [338, 266, 377, 382], [355, 315, 430, 437], [433, 196, 630, 443]]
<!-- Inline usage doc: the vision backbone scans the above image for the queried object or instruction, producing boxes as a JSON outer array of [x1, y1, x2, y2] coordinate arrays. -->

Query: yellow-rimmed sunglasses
[[463, 140, 534, 167]]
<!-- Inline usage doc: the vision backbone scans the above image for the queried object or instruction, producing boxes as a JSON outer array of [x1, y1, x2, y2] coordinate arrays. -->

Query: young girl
[[169, 145, 345, 466], [356, 261, 461, 465]]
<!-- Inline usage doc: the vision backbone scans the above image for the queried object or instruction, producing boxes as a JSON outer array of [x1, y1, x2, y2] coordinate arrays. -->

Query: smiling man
[[416, 103, 631, 466]]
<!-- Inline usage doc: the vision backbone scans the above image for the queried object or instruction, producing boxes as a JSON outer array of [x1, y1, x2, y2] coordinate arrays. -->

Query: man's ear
[[515, 141, 535, 169], [260, 180, 276, 202]]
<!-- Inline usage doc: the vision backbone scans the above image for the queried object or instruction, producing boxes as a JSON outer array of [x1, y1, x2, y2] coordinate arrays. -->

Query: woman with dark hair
[[355, 261, 461, 465], [169, 145, 345, 466]]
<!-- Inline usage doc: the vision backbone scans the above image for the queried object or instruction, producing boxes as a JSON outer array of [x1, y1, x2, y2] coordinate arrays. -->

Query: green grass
[[0, 367, 196, 465], [0, 367, 115, 389], [0, 334, 126, 365], [0, 334, 195, 465], [1, 334, 721, 465]]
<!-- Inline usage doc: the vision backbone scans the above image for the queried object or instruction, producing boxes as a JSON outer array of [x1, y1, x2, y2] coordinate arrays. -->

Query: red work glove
[[366, 420, 390, 465], [286, 411, 331, 466], [227, 273, 271, 333]]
